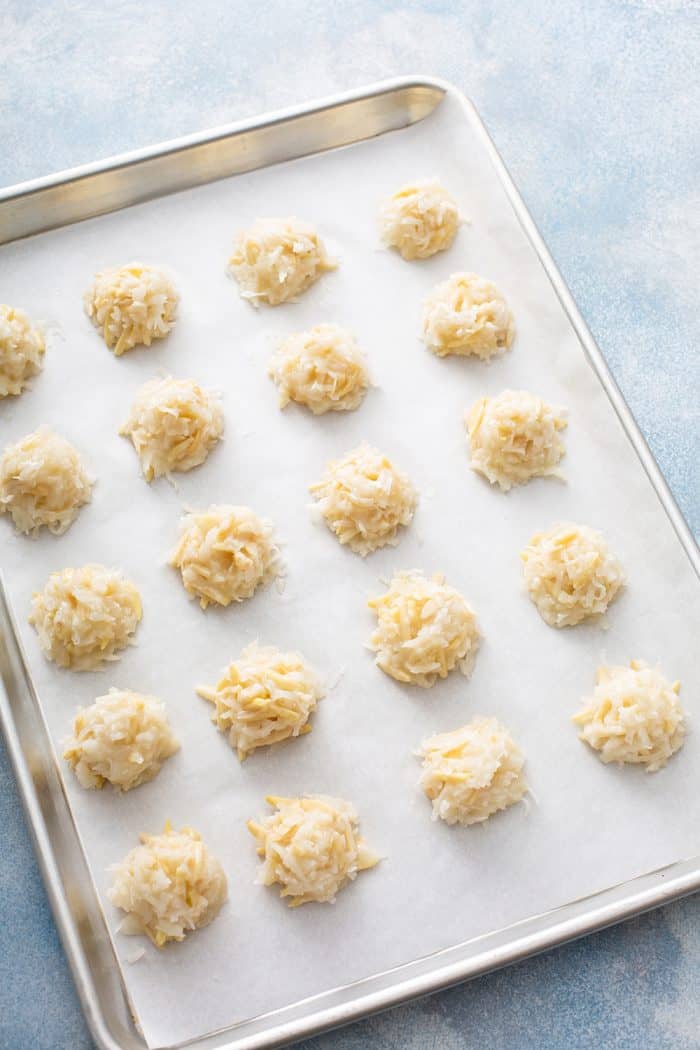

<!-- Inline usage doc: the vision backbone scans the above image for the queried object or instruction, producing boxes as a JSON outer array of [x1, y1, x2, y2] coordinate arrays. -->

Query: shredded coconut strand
[[466, 389, 567, 490], [268, 323, 370, 414], [197, 643, 325, 760], [309, 442, 418, 556], [0, 425, 92, 535], [418, 718, 527, 825], [169, 504, 281, 608], [0, 304, 45, 397], [29, 564, 142, 670], [64, 689, 180, 791], [368, 571, 480, 687], [228, 217, 336, 306], [247, 795, 380, 906], [573, 661, 685, 772], [108, 823, 227, 947], [380, 178, 460, 260], [422, 272, 515, 359], [521, 522, 624, 627], [84, 263, 178, 355]]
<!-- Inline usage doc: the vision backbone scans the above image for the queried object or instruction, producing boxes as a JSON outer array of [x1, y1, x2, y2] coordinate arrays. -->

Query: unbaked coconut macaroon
[[422, 272, 515, 359], [466, 390, 567, 491], [0, 304, 45, 397], [380, 178, 461, 260], [108, 823, 227, 947], [368, 571, 480, 687], [520, 522, 624, 628], [573, 661, 685, 772], [169, 504, 281, 609], [268, 323, 370, 414], [417, 718, 527, 825], [84, 263, 178, 355], [0, 426, 92, 535], [309, 442, 417, 556], [228, 217, 336, 306], [247, 795, 380, 906], [197, 643, 325, 760]]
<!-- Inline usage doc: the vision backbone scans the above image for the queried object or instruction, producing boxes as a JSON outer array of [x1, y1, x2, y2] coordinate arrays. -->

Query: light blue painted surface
[[1, 1, 698, 1048]]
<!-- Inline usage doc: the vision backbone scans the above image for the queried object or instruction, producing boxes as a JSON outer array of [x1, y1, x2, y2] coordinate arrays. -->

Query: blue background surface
[[1, 2, 698, 1048]]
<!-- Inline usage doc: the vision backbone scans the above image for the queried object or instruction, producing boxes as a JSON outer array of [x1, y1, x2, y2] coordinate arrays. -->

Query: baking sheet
[[1, 89, 698, 1049]]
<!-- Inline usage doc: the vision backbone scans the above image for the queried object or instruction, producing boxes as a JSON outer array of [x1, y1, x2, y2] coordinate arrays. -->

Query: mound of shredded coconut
[[309, 442, 417, 556], [573, 661, 685, 772], [380, 178, 460, 260], [368, 571, 480, 687], [521, 522, 624, 628], [0, 304, 45, 397], [63, 689, 180, 791], [197, 643, 324, 760], [466, 390, 567, 490], [84, 263, 178, 355], [247, 795, 380, 906], [108, 823, 227, 947], [29, 564, 142, 670], [0, 426, 92, 535], [422, 272, 515, 359], [228, 217, 336, 306], [268, 323, 370, 414], [120, 376, 224, 481], [169, 505, 281, 609], [418, 718, 527, 825]]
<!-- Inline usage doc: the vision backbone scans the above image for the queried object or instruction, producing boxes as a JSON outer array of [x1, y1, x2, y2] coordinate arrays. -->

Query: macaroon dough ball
[[29, 564, 142, 670], [521, 522, 624, 628], [573, 661, 685, 772], [380, 178, 460, 260], [108, 823, 228, 947], [466, 389, 568, 491], [247, 795, 380, 907], [0, 304, 45, 397], [309, 442, 418, 556], [418, 718, 527, 825], [368, 571, 480, 687], [197, 643, 325, 760], [169, 504, 281, 609], [0, 426, 92, 535], [268, 323, 370, 414], [422, 272, 515, 359], [63, 688, 180, 791], [120, 376, 224, 481], [84, 262, 178, 355], [228, 217, 336, 306]]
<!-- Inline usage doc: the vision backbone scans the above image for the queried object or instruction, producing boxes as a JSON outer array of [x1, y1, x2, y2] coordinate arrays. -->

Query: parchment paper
[[1, 91, 698, 1048]]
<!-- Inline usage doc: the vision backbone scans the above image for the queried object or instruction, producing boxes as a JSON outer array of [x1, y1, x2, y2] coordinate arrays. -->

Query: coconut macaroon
[[422, 272, 515, 359], [0, 304, 45, 398], [573, 661, 685, 772], [0, 426, 92, 536], [247, 795, 380, 907], [108, 823, 228, 947], [228, 217, 336, 306], [63, 689, 180, 792], [521, 522, 624, 628], [268, 323, 370, 415], [380, 178, 461, 260], [169, 504, 281, 609], [197, 643, 324, 760], [29, 564, 142, 671], [120, 376, 224, 481], [368, 571, 480, 688], [310, 442, 418, 556], [84, 263, 178, 355], [466, 390, 567, 491], [418, 718, 527, 826]]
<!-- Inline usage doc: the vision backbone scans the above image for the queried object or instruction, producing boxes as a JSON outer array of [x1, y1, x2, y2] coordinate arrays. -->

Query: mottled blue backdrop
[[1, 2, 698, 1048]]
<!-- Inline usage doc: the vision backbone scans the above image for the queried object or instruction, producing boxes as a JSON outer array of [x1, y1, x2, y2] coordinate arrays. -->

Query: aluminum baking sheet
[[1, 80, 699, 1050]]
